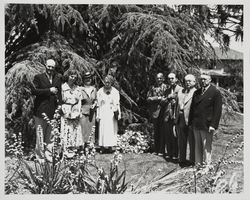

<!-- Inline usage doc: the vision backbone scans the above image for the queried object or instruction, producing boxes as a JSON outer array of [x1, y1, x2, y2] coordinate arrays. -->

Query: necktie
[[202, 87, 206, 94]]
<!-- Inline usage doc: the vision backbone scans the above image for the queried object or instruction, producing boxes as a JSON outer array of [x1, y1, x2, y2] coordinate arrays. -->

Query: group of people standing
[[31, 58, 222, 168], [147, 72, 222, 168], [32, 59, 121, 159]]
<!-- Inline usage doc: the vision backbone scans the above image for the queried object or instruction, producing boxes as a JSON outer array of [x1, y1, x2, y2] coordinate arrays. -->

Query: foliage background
[[5, 4, 243, 148]]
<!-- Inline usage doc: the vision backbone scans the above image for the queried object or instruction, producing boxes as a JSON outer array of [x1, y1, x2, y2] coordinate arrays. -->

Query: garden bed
[[5, 114, 243, 194]]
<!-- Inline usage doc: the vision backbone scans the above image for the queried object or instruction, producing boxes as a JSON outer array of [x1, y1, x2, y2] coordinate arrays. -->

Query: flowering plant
[[5, 106, 128, 194], [117, 130, 152, 153]]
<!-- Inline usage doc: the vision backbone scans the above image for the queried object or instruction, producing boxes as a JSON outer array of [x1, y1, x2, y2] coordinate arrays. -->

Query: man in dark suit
[[162, 73, 182, 160], [147, 73, 168, 155], [32, 59, 62, 158], [189, 73, 222, 166]]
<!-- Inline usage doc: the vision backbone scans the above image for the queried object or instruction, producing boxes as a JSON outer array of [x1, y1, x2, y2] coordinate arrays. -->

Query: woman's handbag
[[114, 110, 119, 120]]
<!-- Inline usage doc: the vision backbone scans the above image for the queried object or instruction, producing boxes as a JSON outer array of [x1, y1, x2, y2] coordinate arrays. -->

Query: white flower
[[117, 154, 122, 161]]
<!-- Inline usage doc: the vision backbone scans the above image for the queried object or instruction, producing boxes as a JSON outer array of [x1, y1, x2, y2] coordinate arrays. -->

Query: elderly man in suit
[[189, 73, 222, 166], [32, 59, 62, 158], [147, 73, 168, 155], [174, 74, 196, 167], [162, 73, 182, 160]]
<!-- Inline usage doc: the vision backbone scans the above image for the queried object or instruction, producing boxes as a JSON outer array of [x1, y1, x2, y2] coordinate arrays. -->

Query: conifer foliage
[[5, 4, 242, 147]]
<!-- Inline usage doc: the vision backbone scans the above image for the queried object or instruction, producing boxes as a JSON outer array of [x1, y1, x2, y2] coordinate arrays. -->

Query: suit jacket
[[162, 84, 183, 122], [189, 84, 222, 130], [32, 73, 62, 119], [175, 87, 196, 125], [147, 83, 168, 119]]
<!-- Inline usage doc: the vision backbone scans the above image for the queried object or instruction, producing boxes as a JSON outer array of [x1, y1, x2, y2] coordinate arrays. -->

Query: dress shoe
[[179, 162, 187, 168]]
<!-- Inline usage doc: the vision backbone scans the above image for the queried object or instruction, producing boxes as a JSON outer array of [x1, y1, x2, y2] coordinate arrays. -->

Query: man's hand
[[170, 99, 176, 104], [50, 87, 58, 94], [209, 126, 215, 134]]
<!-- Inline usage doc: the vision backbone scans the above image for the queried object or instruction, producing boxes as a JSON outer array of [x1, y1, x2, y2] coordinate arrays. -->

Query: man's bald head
[[168, 72, 177, 86], [156, 73, 164, 86]]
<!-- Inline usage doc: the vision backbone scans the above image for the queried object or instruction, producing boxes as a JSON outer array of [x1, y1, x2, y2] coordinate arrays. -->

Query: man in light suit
[[147, 73, 168, 155], [162, 73, 182, 160], [32, 59, 62, 158], [189, 73, 222, 166], [174, 74, 196, 167]]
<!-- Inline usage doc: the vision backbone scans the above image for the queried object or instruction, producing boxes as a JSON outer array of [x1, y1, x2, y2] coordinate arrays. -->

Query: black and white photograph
[[2, 1, 248, 198]]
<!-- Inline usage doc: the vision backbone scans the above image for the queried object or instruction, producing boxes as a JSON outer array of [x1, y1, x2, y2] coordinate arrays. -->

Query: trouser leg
[[159, 119, 166, 154], [44, 122, 52, 145], [177, 113, 188, 162], [188, 126, 195, 164], [201, 130, 213, 165], [152, 118, 160, 153], [165, 120, 172, 157], [165, 119, 178, 158], [170, 119, 178, 158], [193, 127, 203, 165]]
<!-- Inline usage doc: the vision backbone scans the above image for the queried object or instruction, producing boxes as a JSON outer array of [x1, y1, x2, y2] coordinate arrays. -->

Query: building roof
[[214, 47, 243, 60], [200, 68, 231, 77]]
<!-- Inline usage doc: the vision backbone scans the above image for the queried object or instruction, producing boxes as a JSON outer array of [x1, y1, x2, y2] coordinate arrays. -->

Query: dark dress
[[79, 86, 97, 144]]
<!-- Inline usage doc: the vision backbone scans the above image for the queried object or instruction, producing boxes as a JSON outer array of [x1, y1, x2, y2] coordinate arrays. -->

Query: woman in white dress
[[96, 75, 121, 153], [61, 69, 83, 156]]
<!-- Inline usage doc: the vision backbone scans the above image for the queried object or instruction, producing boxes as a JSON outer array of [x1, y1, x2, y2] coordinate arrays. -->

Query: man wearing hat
[[32, 59, 62, 159], [189, 73, 222, 167]]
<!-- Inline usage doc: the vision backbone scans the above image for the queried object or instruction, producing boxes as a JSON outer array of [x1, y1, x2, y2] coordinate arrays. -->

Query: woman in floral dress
[[61, 69, 83, 156]]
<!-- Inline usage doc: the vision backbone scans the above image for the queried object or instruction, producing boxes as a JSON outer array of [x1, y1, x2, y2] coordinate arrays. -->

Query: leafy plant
[[95, 151, 128, 194], [117, 130, 152, 153], [181, 132, 243, 193], [5, 132, 23, 194], [5, 109, 129, 194]]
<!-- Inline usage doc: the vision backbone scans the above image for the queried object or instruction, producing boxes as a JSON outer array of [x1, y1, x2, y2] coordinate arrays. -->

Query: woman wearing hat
[[96, 75, 121, 153], [79, 71, 97, 147], [61, 69, 83, 157]]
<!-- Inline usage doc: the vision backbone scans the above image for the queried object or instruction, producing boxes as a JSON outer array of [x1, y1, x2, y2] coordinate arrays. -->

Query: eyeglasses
[[46, 65, 55, 70], [200, 78, 209, 80]]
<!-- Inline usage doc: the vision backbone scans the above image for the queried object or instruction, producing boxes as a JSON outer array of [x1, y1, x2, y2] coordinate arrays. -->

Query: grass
[[94, 152, 178, 191], [5, 112, 244, 194]]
